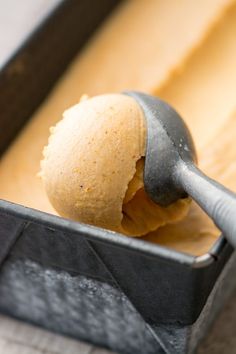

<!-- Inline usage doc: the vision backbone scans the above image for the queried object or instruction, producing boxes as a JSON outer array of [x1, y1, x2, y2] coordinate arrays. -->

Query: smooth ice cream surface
[[40, 94, 189, 236]]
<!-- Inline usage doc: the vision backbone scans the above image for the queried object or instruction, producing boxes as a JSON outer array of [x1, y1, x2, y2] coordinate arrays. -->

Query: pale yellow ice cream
[[40, 93, 189, 236]]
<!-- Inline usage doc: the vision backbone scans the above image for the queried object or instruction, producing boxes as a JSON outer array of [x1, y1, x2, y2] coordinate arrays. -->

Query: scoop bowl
[[125, 91, 236, 249]]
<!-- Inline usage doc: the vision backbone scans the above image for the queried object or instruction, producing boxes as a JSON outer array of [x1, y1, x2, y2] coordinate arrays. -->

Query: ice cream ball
[[40, 93, 190, 236]]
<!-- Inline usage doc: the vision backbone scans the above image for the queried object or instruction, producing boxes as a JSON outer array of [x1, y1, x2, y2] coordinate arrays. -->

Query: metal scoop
[[125, 91, 236, 248]]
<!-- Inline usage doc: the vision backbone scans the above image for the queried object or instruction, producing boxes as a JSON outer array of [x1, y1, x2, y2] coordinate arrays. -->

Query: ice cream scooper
[[125, 91, 236, 248]]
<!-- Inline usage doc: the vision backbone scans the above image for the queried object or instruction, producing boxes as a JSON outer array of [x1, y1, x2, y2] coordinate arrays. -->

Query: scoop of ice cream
[[40, 93, 190, 236]]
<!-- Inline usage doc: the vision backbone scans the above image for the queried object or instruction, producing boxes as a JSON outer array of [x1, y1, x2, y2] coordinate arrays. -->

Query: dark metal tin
[[0, 1, 233, 353], [0, 0, 120, 155]]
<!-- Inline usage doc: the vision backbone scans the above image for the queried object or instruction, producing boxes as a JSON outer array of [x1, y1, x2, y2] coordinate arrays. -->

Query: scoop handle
[[176, 161, 236, 248]]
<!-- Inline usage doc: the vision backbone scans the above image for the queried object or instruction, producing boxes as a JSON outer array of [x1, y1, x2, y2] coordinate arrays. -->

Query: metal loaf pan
[[0, 1, 233, 353]]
